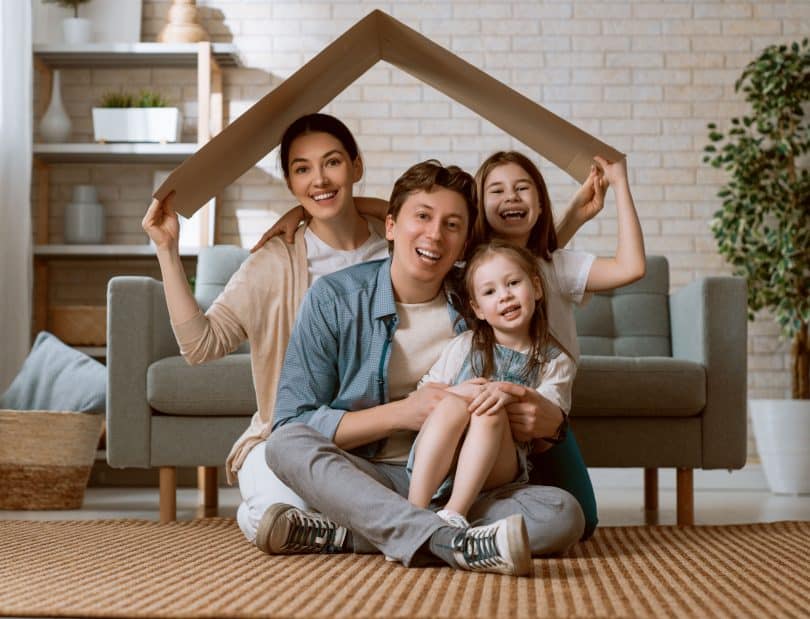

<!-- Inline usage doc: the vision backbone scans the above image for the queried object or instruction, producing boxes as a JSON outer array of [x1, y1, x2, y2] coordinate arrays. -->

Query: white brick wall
[[39, 1, 810, 457]]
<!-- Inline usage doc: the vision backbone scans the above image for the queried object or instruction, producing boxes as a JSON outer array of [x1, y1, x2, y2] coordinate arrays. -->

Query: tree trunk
[[793, 322, 809, 399]]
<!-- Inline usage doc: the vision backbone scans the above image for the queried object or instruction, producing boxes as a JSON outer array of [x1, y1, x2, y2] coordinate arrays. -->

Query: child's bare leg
[[408, 394, 469, 508], [444, 411, 518, 517]]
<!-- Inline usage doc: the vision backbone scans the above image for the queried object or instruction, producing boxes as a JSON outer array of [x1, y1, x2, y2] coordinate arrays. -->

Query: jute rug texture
[[1, 518, 808, 619]]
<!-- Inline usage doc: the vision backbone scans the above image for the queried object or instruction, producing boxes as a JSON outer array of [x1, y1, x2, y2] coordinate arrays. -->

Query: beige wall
[[36, 1, 809, 454]]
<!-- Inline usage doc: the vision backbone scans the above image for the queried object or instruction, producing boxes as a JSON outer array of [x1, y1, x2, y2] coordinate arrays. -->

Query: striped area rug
[[1, 518, 807, 618]]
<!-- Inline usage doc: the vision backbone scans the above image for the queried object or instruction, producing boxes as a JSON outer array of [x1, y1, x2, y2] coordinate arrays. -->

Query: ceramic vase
[[39, 70, 72, 143], [62, 17, 92, 44], [64, 185, 105, 244], [750, 399, 810, 495]]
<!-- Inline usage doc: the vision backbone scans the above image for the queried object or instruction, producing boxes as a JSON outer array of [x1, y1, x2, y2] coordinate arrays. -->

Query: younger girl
[[407, 241, 575, 527]]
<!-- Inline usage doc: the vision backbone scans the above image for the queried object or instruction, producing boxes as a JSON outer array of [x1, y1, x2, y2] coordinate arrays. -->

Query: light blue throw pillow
[[0, 331, 106, 413]]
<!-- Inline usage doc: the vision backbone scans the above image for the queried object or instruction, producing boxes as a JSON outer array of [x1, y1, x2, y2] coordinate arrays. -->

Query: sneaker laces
[[282, 510, 346, 554], [452, 524, 508, 571]]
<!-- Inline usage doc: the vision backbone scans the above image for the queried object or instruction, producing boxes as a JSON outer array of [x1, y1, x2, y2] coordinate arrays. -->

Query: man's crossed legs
[[260, 424, 585, 576]]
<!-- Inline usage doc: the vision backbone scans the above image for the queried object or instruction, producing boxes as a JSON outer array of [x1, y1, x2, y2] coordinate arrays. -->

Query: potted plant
[[92, 90, 183, 143], [43, 0, 93, 45], [704, 38, 810, 494]]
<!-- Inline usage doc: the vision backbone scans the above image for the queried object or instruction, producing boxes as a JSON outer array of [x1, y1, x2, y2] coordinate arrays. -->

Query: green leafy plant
[[42, 0, 91, 19], [703, 38, 810, 399], [99, 90, 168, 108]]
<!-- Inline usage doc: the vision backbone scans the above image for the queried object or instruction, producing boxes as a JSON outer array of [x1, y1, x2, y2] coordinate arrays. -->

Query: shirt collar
[[371, 256, 397, 320]]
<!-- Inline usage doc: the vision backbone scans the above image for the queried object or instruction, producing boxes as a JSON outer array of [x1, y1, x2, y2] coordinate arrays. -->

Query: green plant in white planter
[[704, 38, 810, 493], [43, 0, 93, 44], [92, 89, 182, 144]]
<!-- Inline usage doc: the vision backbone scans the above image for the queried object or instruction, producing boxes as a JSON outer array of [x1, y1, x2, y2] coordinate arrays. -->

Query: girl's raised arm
[[555, 165, 607, 248], [584, 156, 646, 291]]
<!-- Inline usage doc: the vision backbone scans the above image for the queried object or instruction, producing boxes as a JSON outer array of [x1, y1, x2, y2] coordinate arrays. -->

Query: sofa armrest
[[106, 276, 179, 468], [669, 276, 747, 469]]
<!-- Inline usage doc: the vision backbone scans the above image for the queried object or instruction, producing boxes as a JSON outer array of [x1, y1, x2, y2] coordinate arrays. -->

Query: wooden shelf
[[33, 142, 198, 164], [33, 42, 240, 68], [34, 244, 201, 258], [77, 347, 106, 359]]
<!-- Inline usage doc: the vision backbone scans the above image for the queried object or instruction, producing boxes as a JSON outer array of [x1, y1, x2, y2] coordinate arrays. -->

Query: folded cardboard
[[157, 9, 624, 219]]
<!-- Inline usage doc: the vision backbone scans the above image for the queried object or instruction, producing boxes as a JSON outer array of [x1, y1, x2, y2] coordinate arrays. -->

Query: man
[[261, 161, 584, 577]]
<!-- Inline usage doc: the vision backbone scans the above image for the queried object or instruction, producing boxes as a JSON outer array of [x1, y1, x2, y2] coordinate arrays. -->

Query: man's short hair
[[387, 160, 477, 243]]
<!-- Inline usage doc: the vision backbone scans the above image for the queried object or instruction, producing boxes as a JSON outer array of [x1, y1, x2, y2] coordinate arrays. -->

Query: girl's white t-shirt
[[304, 222, 389, 285], [538, 248, 595, 362]]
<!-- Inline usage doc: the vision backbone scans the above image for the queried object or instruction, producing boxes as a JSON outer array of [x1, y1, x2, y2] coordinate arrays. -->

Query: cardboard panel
[[159, 10, 623, 219]]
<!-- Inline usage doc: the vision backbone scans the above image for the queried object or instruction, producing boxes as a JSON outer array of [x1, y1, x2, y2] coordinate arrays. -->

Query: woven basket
[[0, 410, 103, 510]]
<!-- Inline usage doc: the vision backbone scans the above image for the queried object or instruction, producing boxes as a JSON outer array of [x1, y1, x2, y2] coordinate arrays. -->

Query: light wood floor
[[3, 471, 810, 525]]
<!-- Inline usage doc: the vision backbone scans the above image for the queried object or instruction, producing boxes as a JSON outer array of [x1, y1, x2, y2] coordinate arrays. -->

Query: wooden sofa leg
[[159, 467, 177, 523], [676, 468, 694, 526], [198, 466, 218, 513], [644, 468, 658, 525]]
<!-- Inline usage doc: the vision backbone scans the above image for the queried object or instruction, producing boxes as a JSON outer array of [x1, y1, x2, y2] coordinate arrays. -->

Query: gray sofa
[[107, 250, 747, 523]]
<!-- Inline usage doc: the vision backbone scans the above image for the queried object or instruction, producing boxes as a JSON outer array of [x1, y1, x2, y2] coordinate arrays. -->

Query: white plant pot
[[92, 108, 182, 143], [62, 17, 92, 45], [750, 399, 810, 495]]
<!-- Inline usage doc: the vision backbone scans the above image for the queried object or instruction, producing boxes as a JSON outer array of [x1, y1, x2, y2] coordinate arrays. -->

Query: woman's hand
[[468, 381, 518, 416], [250, 205, 309, 252], [568, 164, 608, 225], [142, 192, 179, 251]]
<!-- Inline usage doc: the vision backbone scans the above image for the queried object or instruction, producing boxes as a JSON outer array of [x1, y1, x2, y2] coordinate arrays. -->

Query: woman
[[141, 113, 389, 543]]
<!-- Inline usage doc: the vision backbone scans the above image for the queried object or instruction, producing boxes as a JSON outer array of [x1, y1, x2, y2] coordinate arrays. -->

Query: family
[[142, 113, 645, 577]]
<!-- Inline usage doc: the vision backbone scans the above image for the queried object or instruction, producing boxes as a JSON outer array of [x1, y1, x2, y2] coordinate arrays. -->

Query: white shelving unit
[[32, 42, 236, 336]]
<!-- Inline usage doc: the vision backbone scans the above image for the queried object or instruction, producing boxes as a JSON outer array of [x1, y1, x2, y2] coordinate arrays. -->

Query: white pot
[[64, 185, 105, 244], [750, 399, 810, 495], [92, 108, 182, 143], [62, 17, 92, 45]]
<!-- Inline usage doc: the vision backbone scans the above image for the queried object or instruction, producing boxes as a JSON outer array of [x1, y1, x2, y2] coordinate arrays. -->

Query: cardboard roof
[[160, 9, 623, 218]]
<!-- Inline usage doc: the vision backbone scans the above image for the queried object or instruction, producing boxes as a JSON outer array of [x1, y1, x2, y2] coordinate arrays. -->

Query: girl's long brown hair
[[464, 240, 551, 382], [471, 151, 558, 261]]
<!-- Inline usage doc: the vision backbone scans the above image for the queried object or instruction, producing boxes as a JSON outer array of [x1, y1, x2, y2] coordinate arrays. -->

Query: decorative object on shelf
[[34, 0, 142, 45], [704, 38, 810, 495], [92, 89, 182, 143], [39, 69, 72, 142], [64, 185, 105, 244], [158, 0, 209, 43], [42, 0, 93, 45]]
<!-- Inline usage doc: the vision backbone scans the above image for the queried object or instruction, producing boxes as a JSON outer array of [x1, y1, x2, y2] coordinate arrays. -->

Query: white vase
[[750, 399, 810, 495], [62, 17, 92, 45], [39, 70, 72, 143], [64, 185, 105, 244]]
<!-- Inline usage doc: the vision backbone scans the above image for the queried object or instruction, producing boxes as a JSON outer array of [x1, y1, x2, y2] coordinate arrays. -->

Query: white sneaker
[[450, 514, 533, 577], [436, 509, 470, 528]]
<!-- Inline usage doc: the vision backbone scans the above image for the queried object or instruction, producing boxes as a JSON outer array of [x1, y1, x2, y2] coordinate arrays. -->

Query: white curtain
[[0, 2, 32, 391]]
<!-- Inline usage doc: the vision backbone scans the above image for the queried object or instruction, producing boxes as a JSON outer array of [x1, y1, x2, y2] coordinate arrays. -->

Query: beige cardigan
[[171, 220, 386, 484]]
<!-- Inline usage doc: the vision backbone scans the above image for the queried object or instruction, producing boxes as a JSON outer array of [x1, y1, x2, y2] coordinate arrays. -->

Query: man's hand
[[398, 382, 450, 431], [497, 383, 564, 443], [250, 205, 309, 252]]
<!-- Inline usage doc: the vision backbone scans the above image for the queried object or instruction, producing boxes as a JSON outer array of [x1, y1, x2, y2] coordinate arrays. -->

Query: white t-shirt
[[420, 330, 577, 416], [538, 249, 595, 362], [305, 222, 388, 285], [372, 294, 455, 463]]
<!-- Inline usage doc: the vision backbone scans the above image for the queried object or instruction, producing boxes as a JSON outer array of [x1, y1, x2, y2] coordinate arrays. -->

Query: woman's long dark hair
[[464, 240, 551, 382]]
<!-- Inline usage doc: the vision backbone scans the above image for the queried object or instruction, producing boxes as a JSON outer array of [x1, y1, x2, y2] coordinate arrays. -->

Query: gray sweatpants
[[267, 423, 585, 567]]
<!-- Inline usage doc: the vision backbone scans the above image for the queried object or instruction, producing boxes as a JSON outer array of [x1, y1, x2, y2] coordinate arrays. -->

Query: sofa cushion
[[570, 355, 705, 417], [147, 354, 256, 416], [575, 256, 672, 357]]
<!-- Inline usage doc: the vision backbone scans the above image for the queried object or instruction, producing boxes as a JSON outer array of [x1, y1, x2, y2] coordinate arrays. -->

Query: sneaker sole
[[505, 514, 533, 577], [255, 503, 293, 554]]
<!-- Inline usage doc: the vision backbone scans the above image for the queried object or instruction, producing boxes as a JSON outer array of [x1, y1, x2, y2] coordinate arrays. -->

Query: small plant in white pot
[[43, 0, 93, 45], [92, 90, 183, 143], [704, 38, 810, 494]]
